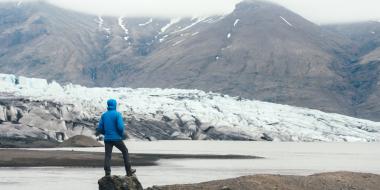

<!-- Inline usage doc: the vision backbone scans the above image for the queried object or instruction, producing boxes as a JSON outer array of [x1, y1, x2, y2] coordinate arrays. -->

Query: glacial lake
[[1, 141, 380, 189]]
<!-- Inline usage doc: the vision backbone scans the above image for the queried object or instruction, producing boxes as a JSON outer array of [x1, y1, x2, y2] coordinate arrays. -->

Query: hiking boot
[[127, 169, 136, 176]]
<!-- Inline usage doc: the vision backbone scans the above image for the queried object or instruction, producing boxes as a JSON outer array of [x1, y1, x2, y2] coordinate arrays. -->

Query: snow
[[371, 31, 376, 34], [280, 16, 293, 27], [1, 73, 380, 142], [227, 33, 231, 39], [203, 15, 226, 23], [172, 17, 206, 34], [160, 18, 181, 33], [16, 1, 22, 6], [95, 16, 111, 34], [172, 39, 185, 46], [118, 16, 130, 41], [139, 18, 153, 26], [159, 35, 169, 42], [191, 32, 199, 36], [233, 19, 240, 27], [156, 18, 181, 42]]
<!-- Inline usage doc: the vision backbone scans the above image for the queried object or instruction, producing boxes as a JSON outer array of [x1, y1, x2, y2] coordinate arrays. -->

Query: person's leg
[[104, 141, 114, 176], [114, 141, 133, 175]]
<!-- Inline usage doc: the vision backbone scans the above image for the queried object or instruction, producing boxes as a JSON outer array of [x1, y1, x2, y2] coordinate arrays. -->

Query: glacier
[[0, 73, 380, 142]]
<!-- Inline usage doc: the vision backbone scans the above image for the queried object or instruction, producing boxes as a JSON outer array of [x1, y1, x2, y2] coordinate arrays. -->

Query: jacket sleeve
[[96, 115, 105, 134], [117, 112, 125, 136]]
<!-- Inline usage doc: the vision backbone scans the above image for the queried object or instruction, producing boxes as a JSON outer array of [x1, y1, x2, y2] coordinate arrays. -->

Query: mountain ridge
[[1, 1, 380, 121]]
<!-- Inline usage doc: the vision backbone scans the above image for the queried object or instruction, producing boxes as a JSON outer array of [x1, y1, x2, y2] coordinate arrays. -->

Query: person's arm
[[117, 112, 125, 137], [96, 115, 105, 135]]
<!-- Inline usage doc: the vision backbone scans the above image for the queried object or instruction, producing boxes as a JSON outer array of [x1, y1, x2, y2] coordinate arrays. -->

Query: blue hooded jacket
[[96, 99, 125, 141]]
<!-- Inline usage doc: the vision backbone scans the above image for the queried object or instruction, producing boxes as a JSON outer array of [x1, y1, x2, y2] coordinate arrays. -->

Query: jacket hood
[[107, 99, 117, 110]]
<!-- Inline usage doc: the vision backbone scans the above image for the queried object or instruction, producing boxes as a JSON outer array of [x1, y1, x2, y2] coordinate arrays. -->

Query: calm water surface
[[1, 141, 379, 189]]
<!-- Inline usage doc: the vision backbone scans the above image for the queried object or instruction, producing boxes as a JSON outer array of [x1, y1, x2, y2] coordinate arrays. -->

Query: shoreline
[[0, 149, 261, 167], [147, 172, 380, 190]]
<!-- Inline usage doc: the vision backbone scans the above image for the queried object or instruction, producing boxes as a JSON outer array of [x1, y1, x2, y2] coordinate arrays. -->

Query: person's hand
[[122, 131, 129, 140]]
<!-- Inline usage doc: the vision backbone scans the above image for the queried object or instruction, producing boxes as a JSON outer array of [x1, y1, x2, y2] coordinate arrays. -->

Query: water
[[1, 141, 380, 189]]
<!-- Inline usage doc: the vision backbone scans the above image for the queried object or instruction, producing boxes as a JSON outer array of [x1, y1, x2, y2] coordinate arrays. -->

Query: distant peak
[[235, 0, 285, 11]]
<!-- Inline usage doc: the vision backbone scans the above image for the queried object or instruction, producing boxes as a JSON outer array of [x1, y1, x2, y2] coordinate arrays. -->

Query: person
[[96, 99, 136, 177]]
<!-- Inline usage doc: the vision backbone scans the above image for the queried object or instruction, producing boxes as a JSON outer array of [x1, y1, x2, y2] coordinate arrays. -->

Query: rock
[[145, 186, 162, 190], [0, 137, 59, 148], [59, 135, 103, 147], [261, 133, 274, 141], [145, 136, 158, 141], [0, 105, 6, 122], [221, 186, 231, 190], [6, 106, 17, 122], [0, 97, 98, 145], [98, 175, 143, 190], [170, 132, 191, 140]]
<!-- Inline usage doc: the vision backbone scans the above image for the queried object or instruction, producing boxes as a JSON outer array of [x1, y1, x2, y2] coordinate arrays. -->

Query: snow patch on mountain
[[118, 16, 130, 41], [95, 16, 111, 35], [161, 18, 181, 33], [172, 17, 206, 34], [1, 73, 380, 142], [156, 18, 181, 42], [158, 35, 169, 43], [280, 16, 293, 27], [139, 18, 153, 26], [233, 19, 240, 27], [191, 32, 199, 36], [203, 15, 225, 23], [172, 39, 185, 46]]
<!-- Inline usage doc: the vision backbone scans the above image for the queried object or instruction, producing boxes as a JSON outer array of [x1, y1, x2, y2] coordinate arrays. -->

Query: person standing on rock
[[96, 99, 136, 177]]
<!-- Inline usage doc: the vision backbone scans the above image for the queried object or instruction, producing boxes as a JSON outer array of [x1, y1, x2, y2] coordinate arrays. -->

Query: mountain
[[1, 73, 380, 143], [1, 0, 380, 120], [324, 22, 380, 120], [120, 0, 353, 116]]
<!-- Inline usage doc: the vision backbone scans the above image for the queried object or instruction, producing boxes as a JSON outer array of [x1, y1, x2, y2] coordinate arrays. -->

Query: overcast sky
[[4, 0, 380, 24]]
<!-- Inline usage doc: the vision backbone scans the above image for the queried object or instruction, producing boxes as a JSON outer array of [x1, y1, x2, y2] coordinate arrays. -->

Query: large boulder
[[98, 175, 143, 190]]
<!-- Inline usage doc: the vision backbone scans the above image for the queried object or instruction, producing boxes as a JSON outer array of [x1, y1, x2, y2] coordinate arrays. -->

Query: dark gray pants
[[104, 141, 132, 175]]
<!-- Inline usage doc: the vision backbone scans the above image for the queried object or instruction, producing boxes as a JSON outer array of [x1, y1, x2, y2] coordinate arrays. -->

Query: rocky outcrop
[[98, 175, 143, 190], [146, 172, 380, 190]]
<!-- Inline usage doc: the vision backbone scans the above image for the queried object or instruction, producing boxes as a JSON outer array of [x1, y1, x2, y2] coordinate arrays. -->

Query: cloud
[[267, 0, 380, 24], [3, 0, 380, 24], [29, 0, 241, 17]]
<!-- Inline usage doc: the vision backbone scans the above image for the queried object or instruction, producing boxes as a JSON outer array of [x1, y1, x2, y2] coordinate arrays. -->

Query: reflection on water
[[1, 141, 380, 189]]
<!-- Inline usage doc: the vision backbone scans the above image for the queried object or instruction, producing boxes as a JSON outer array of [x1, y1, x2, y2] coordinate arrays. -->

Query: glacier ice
[[0, 73, 380, 142]]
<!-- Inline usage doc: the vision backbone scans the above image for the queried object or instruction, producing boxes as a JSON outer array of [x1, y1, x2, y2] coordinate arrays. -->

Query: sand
[[0, 149, 259, 167]]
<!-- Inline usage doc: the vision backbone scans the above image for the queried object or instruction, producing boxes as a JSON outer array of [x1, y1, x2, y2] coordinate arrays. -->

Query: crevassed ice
[[1, 73, 380, 142]]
